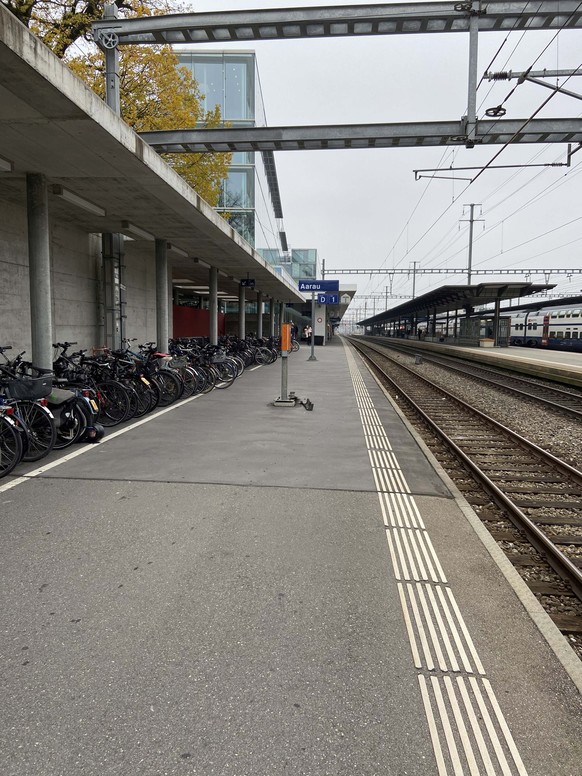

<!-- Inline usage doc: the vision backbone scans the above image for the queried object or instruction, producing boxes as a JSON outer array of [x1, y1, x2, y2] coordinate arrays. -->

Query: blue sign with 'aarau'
[[298, 279, 340, 292]]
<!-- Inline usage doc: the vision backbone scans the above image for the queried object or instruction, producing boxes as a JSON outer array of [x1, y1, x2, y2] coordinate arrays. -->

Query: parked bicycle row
[[0, 335, 293, 478]]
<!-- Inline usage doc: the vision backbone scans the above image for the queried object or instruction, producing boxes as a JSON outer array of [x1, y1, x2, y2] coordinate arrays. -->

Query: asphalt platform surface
[[1, 337, 581, 776]]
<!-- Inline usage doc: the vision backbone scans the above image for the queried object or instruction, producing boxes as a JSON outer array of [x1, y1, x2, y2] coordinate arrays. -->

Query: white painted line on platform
[[437, 588, 474, 674], [407, 585, 435, 671], [443, 676, 481, 776], [345, 343, 529, 775], [431, 675, 465, 776], [426, 584, 460, 673], [445, 588, 486, 677], [418, 676, 449, 776], [0, 393, 204, 494], [482, 678, 529, 776], [398, 583, 422, 668], [469, 676, 513, 775], [418, 585, 449, 671], [456, 677, 497, 776]]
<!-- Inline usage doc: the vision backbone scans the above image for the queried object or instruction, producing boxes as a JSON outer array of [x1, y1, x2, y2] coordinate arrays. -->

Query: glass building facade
[[177, 51, 269, 249], [176, 50, 317, 285], [258, 248, 318, 281]]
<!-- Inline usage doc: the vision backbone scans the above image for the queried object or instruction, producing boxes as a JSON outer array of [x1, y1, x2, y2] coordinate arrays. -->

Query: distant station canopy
[[357, 282, 555, 326]]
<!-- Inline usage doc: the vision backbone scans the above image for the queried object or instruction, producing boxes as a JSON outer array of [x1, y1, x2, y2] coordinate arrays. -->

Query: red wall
[[172, 307, 226, 338]]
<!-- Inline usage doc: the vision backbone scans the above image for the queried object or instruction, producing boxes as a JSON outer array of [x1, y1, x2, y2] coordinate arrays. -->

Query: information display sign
[[240, 278, 256, 288], [298, 279, 339, 293], [317, 293, 339, 305]]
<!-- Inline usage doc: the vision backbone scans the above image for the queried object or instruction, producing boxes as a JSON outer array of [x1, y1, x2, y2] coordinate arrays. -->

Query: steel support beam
[[103, 4, 121, 115], [138, 118, 582, 154], [323, 267, 582, 275], [93, 2, 582, 47]]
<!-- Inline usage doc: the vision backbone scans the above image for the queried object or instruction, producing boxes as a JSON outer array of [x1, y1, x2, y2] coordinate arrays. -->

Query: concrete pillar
[[278, 301, 285, 334], [238, 283, 246, 339], [26, 173, 53, 369], [155, 238, 168, 349], [256, 291, 263, 338], [269, 299, 276, 337], [209, 266, 218, 345]]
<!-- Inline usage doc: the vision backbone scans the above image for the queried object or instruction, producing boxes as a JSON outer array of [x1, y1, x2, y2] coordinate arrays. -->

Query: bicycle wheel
[[53, 402, 87, 450], [214, 361, 237, 389], [18, 401, 57, 462], [121, 383, 140, 420], [0, 415, 23, 477], [155, 370, 182, 406], [254, 347, 272, 365], [176, 366, 197, 398], [97, 381, 131, 426], [198, 365, 217, 394], [126, 377, 155, 417]]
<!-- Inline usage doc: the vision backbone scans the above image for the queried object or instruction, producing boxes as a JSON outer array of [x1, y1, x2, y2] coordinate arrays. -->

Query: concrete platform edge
[[353, 344, 582, 696]]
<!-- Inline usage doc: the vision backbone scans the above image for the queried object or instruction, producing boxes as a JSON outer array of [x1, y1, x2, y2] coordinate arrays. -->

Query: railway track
[[362, 336, 582, 419], [348, 337, 582, 646]]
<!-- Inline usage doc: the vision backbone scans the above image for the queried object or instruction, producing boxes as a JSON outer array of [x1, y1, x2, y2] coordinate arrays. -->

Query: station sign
[[240, 278, 256, 288], [317, 293, 339, 305], [298, 279, 339, 293]]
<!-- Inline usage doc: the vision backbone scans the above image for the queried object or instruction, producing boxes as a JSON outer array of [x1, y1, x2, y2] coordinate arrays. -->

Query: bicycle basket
[[3, 375, 53, 400], [211, 351, 226, 364]]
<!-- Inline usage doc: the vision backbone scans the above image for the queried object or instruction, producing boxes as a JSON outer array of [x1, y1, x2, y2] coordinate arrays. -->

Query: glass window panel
[[191, 56, 225, 114], [224, 57, 254, 120], [550, 331, 556, 337], [220, 211, 255, 246], [219, 169, 254, 209], [573, 331, 579, 339], [231, 151, 254, 165]]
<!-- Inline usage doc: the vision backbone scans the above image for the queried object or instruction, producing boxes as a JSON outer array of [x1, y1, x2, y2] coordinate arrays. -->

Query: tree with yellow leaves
[[3, 0, 231, 205]]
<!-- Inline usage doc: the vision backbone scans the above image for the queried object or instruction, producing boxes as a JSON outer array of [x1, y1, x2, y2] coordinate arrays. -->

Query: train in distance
[[509, 302, 582, 352]]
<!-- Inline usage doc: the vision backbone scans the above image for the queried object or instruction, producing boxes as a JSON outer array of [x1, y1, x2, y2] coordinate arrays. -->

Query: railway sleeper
[[527, 580, 577, 596], [550, 614, 582, 634]]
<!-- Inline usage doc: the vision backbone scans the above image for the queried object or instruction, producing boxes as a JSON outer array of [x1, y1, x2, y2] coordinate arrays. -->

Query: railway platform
[[366, 334, 582, 388], [1, 337, 582, 776]]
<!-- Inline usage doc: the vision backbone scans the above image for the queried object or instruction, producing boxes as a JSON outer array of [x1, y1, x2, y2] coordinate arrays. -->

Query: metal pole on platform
[[308, 290, 317, 361]]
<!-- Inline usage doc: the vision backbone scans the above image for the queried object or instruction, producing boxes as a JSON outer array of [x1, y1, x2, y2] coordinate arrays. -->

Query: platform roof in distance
[[358, 282, 555, 325]]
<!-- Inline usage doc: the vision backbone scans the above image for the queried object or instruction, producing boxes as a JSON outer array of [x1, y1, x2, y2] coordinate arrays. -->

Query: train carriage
[[509, 303, 582, 352]]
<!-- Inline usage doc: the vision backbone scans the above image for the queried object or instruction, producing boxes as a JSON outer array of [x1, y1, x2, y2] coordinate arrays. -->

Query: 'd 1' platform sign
[[317, 294, 339, 304], [298, 279, 339, 293]]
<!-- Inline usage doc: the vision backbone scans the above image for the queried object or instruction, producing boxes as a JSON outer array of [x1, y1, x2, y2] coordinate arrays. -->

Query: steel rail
[[349, 337, 582, 602]]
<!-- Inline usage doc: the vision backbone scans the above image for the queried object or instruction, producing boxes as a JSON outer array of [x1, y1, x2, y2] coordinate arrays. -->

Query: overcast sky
[[187, 0, 582, 315]]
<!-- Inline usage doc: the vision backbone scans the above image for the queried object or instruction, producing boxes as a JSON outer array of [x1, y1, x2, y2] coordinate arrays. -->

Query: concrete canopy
[[0, 5, 303, 303], [358, 282, 555, 325]]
